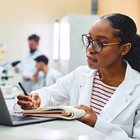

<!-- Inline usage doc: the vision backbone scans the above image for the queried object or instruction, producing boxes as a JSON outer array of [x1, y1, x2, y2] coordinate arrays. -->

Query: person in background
[[15, 34, 42, 92], [17, 13, 140, 139], [33, 55, 62, 88]]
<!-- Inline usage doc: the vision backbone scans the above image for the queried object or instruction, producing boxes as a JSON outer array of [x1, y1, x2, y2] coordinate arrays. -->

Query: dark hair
[[28, 34, 40, 42], [100, 13, 140, 72], [34, 55, 49, 65]]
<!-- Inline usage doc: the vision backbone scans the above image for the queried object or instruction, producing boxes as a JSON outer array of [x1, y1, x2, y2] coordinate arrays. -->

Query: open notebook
[[22, 106, 86, 120]]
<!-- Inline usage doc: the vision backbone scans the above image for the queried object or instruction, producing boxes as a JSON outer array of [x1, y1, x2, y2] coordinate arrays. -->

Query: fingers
[[17, 100, 34, 110], [32, 94, 41, 109], [17, 94, 32, 101], [75, 104, 93, 113], [76, 105, 91, 122], [17, 93, 40, 110], [17, 94, 34, 110], [76, 105, 97, 126], [32, 94, 39, 100]]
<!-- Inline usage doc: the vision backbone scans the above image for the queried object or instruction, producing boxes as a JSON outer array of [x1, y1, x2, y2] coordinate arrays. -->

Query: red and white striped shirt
[[90, 71, 117, 115]]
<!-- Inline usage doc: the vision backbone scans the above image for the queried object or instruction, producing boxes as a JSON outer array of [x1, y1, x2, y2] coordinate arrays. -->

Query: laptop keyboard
[[11, 115, 37, 122]]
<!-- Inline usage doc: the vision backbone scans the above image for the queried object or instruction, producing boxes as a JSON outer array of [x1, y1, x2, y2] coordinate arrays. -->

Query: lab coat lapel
[[100, 63, 140, 122], [100, 83, 134, 122], [78, 70, 96, 106]]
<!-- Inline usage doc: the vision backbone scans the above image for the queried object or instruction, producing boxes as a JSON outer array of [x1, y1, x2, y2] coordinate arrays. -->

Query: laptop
[[0, 89, 55, 126]]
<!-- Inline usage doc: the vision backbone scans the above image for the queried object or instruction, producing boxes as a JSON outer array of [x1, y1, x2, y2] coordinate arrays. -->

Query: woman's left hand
[[76, 105, 97, 127]]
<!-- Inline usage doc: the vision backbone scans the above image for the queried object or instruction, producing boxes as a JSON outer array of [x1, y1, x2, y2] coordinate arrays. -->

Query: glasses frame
[[82, 34, 121, 53]]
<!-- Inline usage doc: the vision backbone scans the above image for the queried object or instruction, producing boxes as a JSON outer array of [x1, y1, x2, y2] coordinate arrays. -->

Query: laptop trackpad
[[11, 115, 39, 122]]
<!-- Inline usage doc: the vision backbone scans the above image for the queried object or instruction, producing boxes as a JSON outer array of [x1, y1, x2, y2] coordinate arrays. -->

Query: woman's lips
[[87, 55, 98, 62]]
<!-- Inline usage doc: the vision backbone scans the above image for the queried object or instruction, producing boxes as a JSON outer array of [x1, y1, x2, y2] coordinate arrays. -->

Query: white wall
[[0, 22, 55, 67], [59, 14, 99, 74]]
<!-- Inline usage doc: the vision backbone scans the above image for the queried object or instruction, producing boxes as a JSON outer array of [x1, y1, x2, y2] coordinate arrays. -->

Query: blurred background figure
[[15, 34, 42, 92], [33, 55, 62, 89]]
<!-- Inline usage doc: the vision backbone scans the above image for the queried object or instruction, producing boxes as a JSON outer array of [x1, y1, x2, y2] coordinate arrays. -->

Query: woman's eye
[[99, 40, 106, 44], [96, 41, 104, 46]]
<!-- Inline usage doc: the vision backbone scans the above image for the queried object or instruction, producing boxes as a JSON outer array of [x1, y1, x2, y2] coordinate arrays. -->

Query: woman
[[17, 13, 140, 139]]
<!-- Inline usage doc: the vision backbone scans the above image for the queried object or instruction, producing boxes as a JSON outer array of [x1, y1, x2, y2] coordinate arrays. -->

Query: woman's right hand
[[17, 93, 41, 110]]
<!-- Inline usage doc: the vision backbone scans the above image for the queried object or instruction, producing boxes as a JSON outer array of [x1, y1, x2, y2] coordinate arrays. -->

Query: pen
[[18, 82, 29, 96]]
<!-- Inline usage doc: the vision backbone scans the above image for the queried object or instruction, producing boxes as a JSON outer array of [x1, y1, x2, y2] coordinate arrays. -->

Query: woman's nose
[[86, 43, 96, 54]]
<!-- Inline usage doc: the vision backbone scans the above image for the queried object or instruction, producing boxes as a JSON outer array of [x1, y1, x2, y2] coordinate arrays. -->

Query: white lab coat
[[32, 62, 140, 139], [32, 68, 62, 90], [43, 68, 62, 87], [18, 49, 42, 92]]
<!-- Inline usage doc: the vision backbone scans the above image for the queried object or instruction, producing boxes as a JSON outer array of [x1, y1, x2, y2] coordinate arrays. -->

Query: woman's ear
[[120, 43, 132, 56]]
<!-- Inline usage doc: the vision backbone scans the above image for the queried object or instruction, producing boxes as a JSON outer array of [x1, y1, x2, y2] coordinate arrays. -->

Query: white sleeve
[[94, 112, 140, 140], [31, 67, 81, 108]]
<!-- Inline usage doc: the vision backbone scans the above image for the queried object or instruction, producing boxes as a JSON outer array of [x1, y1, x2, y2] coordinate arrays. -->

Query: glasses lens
[[82, 35, 90, 47], [92, 41, 103, 53]]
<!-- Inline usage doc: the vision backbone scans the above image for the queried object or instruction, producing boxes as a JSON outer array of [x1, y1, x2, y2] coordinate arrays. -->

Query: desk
[[0, 120, 105, 140], [0, 99, 106, 140]]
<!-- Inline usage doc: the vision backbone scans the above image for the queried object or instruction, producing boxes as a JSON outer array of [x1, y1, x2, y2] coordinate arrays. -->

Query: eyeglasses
[[82, 34, 120, 53]]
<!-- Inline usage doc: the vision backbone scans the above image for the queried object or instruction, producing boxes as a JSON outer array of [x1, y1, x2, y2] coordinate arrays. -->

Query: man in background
[[33, 55, 62, 89], [15, 34, 42, 92]]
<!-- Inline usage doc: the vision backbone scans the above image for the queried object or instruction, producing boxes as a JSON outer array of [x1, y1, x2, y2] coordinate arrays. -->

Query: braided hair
[[100, 13, 140, 72]]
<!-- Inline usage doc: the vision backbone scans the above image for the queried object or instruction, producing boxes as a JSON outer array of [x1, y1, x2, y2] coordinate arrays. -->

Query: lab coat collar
[[100, 62, 140, 122], [78, 63, 140, 122], [78, 67, 96, 106]]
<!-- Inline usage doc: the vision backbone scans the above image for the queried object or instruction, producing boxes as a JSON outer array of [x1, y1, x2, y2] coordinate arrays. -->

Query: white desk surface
[[0, 120, 105, 140], [0, 99, 106, 140]]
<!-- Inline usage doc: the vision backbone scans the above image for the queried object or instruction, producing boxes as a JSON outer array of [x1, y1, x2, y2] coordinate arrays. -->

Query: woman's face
[[86, 19, 123, 69]]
